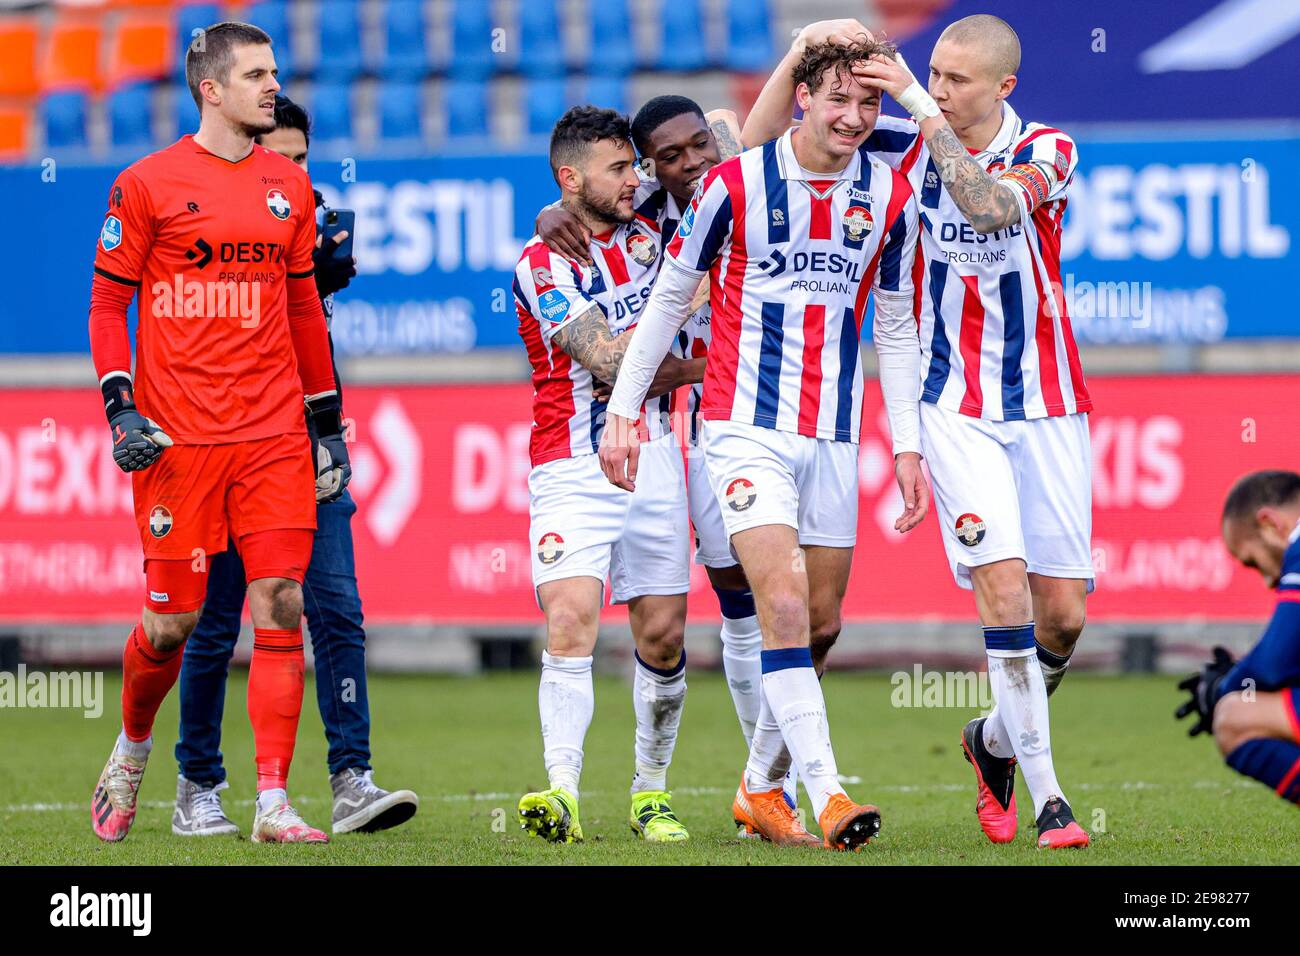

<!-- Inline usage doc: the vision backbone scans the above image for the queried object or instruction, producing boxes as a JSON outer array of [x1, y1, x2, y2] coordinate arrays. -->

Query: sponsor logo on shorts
[[726, 478, 755, 512], [841, 204, 873, 242], [148, 505, 173, 539], [100, 215, 122, 251], [149, 591, 170, 603], [954, 512, 986, 547], [626, 230, 657, 266], [266, 188, 292, 220], [537, 532, 565, 564]]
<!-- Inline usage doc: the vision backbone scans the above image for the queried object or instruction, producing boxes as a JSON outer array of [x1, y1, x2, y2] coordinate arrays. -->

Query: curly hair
[[793, 35, 898, 94], [549, 105, 632, 182]]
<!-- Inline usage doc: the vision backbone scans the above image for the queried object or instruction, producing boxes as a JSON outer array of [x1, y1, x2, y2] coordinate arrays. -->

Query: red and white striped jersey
[[665, 127, 919, 444], [513, 220, 672, 467], [862, 104, 1091, 421]]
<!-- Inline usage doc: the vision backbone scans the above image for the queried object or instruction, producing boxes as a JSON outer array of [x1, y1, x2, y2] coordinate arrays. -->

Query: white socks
[[720, 610, 763, 744], [538, 651, 594, 797], [256, 787, 287, 814], [983, 625, 1063, 817], [115, 729, 151, 760], [751, 648, 843, 820], [983, 638, 1075, 755], [630, 651, 687, 794]]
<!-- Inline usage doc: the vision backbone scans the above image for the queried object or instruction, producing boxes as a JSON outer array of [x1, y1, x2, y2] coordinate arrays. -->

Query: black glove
[[1175, 646, 1236, 737], [305, 392, 351, 503], [102, 374, 172, 472], [313, 233, 357, 300]]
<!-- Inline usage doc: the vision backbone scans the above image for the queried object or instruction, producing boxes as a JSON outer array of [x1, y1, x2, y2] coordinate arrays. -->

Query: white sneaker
[[172, 776, 239, 837], [251, 800, 329, 844]]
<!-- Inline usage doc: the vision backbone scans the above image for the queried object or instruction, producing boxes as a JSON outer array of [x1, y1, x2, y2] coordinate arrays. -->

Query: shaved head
[[938, 14, 1021, 78]]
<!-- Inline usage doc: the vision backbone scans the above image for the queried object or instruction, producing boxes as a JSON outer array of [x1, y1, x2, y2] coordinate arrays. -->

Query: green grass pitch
[[1, 670, 1293, 865]]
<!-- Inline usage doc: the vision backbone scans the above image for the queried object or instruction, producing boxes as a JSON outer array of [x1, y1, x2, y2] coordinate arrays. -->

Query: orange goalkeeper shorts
[[131, 432, 317, 564]]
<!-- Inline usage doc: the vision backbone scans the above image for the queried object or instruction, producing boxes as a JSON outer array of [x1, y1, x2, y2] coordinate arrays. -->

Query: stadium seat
[[0, 21, 40, 96], [445, 77, 488, 138], [586, 0, 634, 76], [0, 107, 29, 160], [310, 81, 354, 144], [42, 18, 102, 91], [174, 3, 222, 83], [108, 82, 155, 150], [43, 90, 89, 149], [654, 0, 708, 71], [108, 15, 174, 87], [582, 74, 626, 115], [377, 79, 423, 143], [517, 0, 564, 78], [526, 77, 569, 137], [448, 0, 495, 79], [724, 0, 772, 72], [378, 0, 429, 81], [172, 85, 200, 138], [314, 0, 363, 82], [244, 0, 292, 78]]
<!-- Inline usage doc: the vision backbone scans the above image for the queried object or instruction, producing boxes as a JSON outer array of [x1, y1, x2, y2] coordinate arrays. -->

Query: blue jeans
[[175, 489, 371, 784]]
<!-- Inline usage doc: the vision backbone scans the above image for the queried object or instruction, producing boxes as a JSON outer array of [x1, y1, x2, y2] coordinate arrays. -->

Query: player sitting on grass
[[1177, 470, 1300, 806]]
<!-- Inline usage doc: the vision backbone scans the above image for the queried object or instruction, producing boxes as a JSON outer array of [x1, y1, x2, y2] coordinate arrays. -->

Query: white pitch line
[[0, 779, 1253, 815]]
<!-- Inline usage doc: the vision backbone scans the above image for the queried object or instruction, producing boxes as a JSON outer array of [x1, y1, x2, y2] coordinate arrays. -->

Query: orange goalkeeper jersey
[[93, 135, 321, 444]]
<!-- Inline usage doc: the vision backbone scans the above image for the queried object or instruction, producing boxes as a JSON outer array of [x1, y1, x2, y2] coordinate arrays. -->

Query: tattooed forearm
[[552, 308, 627, 383], [710, 118, 743, 160], [925, 123, 1021, 233]]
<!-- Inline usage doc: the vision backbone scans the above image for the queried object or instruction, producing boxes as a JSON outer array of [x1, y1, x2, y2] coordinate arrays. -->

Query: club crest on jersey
[[148, 505, 173, 539], [726, 478, 756, 512], [954, 512, 986, 548], [265, 188, 291, 220], [842, 205, 874, 242], [537, 532, 565, 564], [100, 215, 122, 252], [626, 231, 657, 267]]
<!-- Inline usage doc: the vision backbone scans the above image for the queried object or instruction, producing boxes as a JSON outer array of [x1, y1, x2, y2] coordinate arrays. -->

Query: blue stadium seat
[[43, 90, 88, 150], [310, 81, 354, 144], [582, 74, 626, 115], [656, 0, 708, 71], [378, 79, 423, 142], [445, 77, 488, 138], [175, 3, 222, 83], [245, 0, 293, 78], [527, 77, 570, 136], [587, 0, 634, 75], [724, 0, 772, 71], [379, 0, 429, 81], [448, 0, 495, 79], [517, 0, 564, 78], [108, 83, 153, 150], [172, 86, 200, 138], [314, 0, 363, 82]]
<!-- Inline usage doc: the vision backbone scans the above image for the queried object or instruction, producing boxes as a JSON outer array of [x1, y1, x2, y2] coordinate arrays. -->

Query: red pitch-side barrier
[[0, 375, 1288, 624]]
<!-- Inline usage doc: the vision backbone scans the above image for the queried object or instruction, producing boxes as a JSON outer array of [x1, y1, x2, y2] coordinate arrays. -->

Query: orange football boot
[[817, 793, 881, 851], [732, 776, 820, 847]]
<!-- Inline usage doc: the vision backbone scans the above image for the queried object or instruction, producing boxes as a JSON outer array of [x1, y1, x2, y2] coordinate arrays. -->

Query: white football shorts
[[528, 434, 690, 605], [687, 447, 735, 567], [919, 401, 1094, 591], [700, 418, 859, 550]]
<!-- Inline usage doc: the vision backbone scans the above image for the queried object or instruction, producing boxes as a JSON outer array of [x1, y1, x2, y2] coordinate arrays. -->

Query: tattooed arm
[[853, 54, 1022, 233], [704, 109, 744, 159], [551, 306, 628, 384], [923, 123, 1021, 232]]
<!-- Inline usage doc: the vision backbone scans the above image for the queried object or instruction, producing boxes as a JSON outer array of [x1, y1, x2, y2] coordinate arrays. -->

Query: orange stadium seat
[[42, 17, 103, 91], [0, 21, 40, 97], [108, 16, 174, 86], [0, 107, 29, 159]]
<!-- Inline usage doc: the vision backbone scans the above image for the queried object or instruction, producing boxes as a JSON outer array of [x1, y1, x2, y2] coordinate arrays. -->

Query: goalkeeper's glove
[[1175, 646, 1236, 737], [305, 391, 351, 502], [313, 233, 357, 300], [102, 373, 173, 472]]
